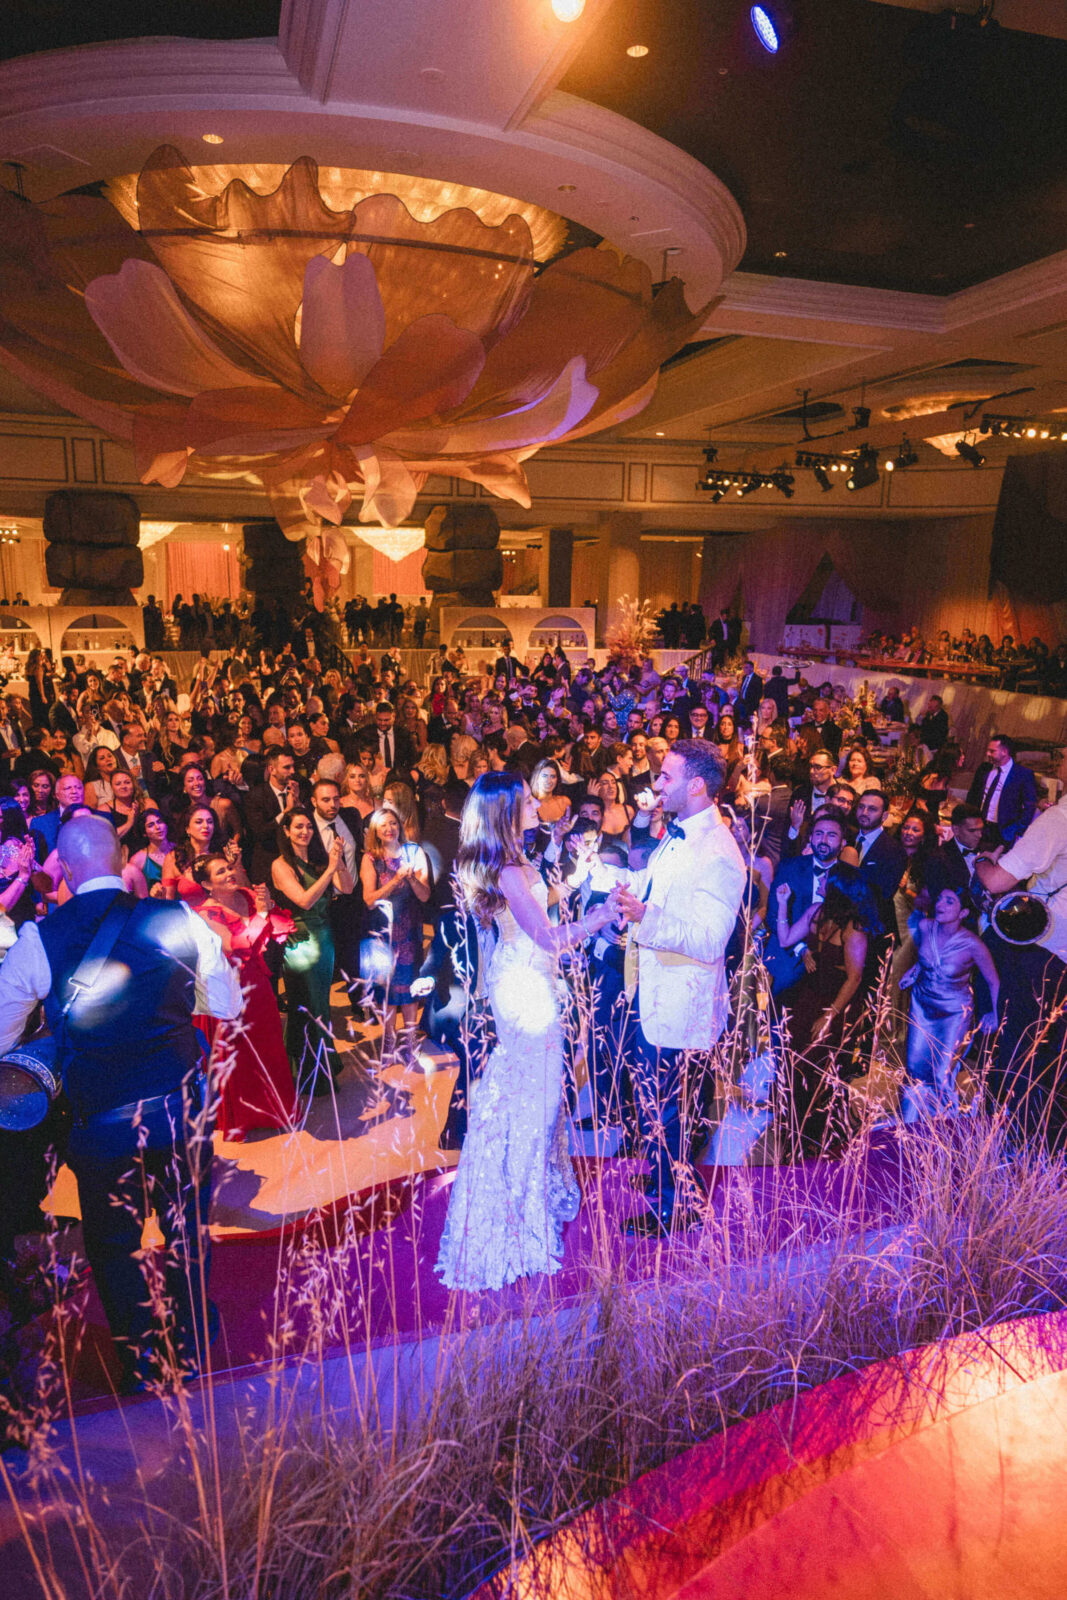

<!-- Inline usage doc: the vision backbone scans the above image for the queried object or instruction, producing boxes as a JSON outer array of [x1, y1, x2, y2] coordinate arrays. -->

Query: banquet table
[[754, 654, 1067, 778]]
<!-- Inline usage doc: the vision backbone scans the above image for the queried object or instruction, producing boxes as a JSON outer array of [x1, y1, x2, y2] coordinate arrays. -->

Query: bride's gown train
[[436, 876, 580, 1291]]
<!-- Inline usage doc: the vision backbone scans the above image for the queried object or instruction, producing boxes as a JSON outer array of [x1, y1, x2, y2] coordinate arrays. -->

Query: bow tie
[[665, 818, 685, 841]]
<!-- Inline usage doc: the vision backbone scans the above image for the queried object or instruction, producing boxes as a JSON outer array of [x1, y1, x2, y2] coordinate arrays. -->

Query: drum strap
[[58, 893, 135, 1022]]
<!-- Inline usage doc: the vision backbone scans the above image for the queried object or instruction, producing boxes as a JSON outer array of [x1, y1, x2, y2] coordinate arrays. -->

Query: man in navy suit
[[967, 733, 1038, 846], [733, 657, 764, 728], [852, 791, 907, 931], [764, 811, 849, 995]]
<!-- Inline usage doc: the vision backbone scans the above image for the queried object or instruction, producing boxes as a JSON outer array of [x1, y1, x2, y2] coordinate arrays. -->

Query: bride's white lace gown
[[436, 874, 580, 1291]]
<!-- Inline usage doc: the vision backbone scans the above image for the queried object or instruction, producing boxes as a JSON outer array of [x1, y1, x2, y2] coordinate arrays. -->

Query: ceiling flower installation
[[0, 148, 703, 602]]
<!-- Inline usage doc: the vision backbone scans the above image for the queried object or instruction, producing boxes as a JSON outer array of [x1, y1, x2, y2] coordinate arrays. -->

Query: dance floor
[[22, 981, 910, 1405], [42, 1122, 908, 1406]]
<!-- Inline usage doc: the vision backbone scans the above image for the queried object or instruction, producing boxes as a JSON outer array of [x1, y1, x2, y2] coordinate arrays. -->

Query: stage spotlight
[[885, 440, 918, 472], [740, 476, 759, 496], [750, 5, 781, 52], [851, 405, 871, 431], [703, 446, 718, 465], [710, 489, 724, 504], [846, 446, 880, 491], [813, 464, 832, 492], [956, 439, 986, 468], [772, 470, 795, 498]]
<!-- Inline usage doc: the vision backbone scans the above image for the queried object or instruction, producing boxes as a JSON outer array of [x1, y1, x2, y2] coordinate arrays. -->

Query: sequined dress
[[436, 872, 580, 1291]]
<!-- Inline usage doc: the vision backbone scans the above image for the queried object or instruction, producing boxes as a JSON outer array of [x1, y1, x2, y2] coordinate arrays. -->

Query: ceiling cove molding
[[942, 249, 1067, 332], [715, 272, 944, 335], [526, 92, 747, 290], [0, 39, 298, 120]]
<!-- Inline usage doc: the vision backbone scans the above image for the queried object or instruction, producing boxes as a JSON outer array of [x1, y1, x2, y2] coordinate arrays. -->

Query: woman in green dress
[[271, 806, 353, 1094]]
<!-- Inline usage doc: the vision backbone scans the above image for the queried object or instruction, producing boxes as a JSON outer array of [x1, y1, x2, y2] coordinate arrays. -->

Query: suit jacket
[[422, 809, 462, 914], [918, 708, 949, 750], [628, 806, 746, 1049], [764, 854, 826, 994], [855, 828, 907, 929], [0, 719, 24, 777], [115, 748, 164, 799], [765, 675, 791, 719], [358, 725, 418, 774], [923, 838, 977, 902], [494, 655, 524, 683], [967, 761, 1038, 844], [810, 718, 843, 760], [751, 783, 793, 871], [245, 781, 290, 884], [734, 671, 764, 726]]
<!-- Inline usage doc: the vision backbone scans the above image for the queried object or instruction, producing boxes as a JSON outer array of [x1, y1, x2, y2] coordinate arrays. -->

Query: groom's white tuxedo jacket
[[593, 804, 745, 1051]]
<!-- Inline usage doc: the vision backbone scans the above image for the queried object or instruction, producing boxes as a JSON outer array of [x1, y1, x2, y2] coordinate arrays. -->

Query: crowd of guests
[[853, 627, 1067, 695], [0, 627, 1055, 1170]]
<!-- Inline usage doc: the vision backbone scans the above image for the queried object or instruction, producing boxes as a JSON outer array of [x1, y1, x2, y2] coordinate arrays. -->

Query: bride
[[436, 771, 620, 1291]]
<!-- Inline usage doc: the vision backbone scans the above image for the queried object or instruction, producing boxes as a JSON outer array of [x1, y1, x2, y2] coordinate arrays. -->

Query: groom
[[616, 740, 746, 1238]]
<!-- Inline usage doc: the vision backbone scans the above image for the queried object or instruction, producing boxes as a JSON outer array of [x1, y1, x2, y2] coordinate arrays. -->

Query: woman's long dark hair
[[276, 805, 316, 872], [455, 771, 526, 926], [175, 804, 224, 870], [818, 863, 885, 938]]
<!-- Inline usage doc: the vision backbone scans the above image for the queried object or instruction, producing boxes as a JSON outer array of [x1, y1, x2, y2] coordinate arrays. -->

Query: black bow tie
[[665, 818, 685, 841]]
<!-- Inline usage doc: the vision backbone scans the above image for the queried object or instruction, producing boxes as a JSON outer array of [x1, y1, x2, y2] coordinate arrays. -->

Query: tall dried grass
[[4, 950, 1067, 1600]]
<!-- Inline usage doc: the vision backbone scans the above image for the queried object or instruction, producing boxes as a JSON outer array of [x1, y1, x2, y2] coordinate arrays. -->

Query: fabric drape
[[164, 541, 239, 608]]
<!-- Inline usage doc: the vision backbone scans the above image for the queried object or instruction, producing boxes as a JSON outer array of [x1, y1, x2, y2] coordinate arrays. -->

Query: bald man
[[0, 814, 241, 1390]]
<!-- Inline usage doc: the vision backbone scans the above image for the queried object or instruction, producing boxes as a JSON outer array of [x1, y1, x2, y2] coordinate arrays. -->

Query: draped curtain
[[697, 515, 1060, 650], [638, 541, 698, 612], [371, 547, 429, 597], [164, 542, 240, 608], [0, 536, 52, 605]]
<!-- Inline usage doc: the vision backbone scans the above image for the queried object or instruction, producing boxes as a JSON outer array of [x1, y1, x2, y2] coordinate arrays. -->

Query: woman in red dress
[[191, 852, 298, 1141]]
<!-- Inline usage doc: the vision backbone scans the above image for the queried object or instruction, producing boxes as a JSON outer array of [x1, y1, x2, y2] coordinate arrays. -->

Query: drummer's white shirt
[[0, 875, 241, 1056], [999, 797, 1067, 964]]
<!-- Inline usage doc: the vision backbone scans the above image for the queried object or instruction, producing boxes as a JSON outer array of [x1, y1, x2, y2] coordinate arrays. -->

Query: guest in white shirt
[[977, 795, 1067, 1151]]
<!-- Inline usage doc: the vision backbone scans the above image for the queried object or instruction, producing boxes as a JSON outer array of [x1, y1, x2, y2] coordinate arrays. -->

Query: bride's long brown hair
[[455, 771, 527, 926]]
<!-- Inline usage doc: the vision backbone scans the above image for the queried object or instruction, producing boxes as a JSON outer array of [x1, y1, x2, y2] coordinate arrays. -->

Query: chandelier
[[354, 526, 426, 563], [0, 148, 705, 605]]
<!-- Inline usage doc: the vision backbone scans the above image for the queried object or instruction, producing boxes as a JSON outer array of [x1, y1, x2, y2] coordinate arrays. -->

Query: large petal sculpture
[[0, 148, 706, 601]]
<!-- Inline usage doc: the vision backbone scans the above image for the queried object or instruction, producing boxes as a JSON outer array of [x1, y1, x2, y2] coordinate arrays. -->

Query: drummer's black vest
[[38, 890, 201, 1122]]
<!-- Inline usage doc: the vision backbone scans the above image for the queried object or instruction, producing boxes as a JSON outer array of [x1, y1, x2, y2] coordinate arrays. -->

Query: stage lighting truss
[[795, 449, 853, 490], [981, 414, 1067, 441], [698, 463, 795, 499]]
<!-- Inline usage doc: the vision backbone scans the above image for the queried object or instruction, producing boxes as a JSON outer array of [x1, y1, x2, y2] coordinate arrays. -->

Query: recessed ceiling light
[[774, 249, 787, 259], [202, 133, 224, 145], [655, 431, 665, 436], [627, 43, 650, 57], [551, 0, 585, 20], [557, 183, 576, 192]]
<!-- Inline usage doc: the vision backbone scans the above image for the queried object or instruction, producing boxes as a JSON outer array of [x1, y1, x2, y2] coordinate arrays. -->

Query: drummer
[[977, 792, 1067, 1152], [0, 815, 241, 1390]]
